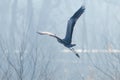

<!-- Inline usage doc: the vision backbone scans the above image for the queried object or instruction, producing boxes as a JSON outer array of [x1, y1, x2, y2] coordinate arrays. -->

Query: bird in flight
[[37, 5, 85, 58]]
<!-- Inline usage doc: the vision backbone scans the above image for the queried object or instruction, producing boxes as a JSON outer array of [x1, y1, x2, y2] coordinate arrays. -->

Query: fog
[[0, 0, 120, 80]]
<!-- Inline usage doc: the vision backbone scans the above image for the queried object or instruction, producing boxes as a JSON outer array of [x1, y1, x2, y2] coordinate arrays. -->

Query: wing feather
[[37, 31, 56, 37], [63, 5, 85, 44]]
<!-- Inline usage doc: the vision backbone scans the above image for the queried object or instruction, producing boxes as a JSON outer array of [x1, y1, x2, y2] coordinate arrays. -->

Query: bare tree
[[0, 0, 58, 80]]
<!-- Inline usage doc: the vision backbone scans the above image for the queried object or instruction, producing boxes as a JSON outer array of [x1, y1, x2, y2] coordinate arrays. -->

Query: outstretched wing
[[37, 31, 56, 37], [37, 31, 62, 41], [63, 5, 85, 44]]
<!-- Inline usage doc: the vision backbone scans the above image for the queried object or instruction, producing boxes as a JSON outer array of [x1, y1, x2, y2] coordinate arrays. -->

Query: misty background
[[0, 0, 120, 80]]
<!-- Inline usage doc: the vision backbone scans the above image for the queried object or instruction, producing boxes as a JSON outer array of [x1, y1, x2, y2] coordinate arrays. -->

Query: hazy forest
[[0, 0, 120, 80]]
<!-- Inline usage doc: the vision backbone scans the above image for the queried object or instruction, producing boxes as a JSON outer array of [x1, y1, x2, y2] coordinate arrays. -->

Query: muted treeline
[[0, 0, 120, 80]]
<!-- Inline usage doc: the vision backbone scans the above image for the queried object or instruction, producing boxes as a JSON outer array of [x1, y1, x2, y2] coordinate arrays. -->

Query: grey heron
[[37, 5, 85, 58]]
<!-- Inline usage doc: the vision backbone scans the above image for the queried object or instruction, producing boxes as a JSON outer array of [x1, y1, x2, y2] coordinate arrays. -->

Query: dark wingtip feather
[[79, 5, 85, 14], [81, 5, 85, 11], [70, 5, 85, 20]]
